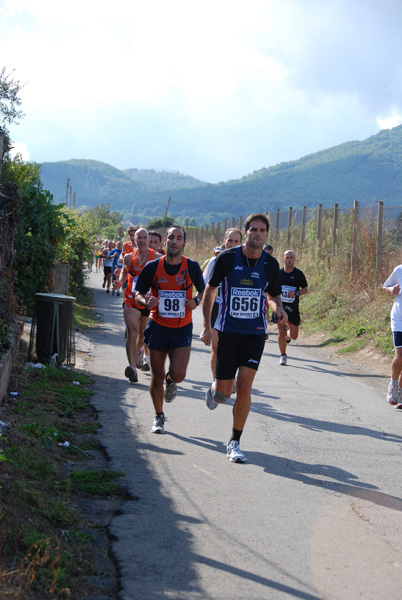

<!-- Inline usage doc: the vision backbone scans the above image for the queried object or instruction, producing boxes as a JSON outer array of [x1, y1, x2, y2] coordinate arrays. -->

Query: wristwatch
[[193, 297, 200, 306]]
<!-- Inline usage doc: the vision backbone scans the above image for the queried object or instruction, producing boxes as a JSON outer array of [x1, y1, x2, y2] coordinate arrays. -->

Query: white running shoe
[[151, 413, 166, 434], [387, 383, 398, 405], [279, 354, 287, 366], [141, 356, 150, 372], [136, 350, 144, 369], [205, 387, 218, 410], [227, 440, 246, 463]]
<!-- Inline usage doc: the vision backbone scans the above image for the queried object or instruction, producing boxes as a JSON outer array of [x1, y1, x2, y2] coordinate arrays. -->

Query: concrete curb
[[0, 322, 21, 404]]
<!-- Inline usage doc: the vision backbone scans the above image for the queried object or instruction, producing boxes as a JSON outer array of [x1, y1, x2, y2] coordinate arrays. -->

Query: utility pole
[[65, 178, 70, 205], [165, 196, 171, 217]]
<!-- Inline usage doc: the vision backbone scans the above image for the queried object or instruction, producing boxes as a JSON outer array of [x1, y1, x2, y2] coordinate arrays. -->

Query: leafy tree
[[146, 215, 175, 230], [79, 203, 123, 240], [0, 67, 24, 150], [2, 155, 66, 314]]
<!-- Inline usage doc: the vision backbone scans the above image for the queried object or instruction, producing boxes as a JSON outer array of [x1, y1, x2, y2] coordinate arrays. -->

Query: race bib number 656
[[229, 288, 261, 319], [158, 290, 186, 318]]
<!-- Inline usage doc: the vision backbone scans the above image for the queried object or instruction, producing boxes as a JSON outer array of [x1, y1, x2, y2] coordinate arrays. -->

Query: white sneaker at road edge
[[279, 354, 287, 366], [387, 383, 398, 405], [227, 440, 246, 463]]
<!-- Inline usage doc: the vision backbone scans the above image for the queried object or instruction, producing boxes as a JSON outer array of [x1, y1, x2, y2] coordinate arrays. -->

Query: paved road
[[84, 271, 402, 600]]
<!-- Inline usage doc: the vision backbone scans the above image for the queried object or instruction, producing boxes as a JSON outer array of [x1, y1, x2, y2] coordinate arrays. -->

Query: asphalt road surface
[[84, 271, 402, 600]]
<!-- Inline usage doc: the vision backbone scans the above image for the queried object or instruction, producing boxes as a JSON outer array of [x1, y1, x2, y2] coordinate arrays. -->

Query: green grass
[[300, 265, 394, 359], [67, 469, 125, 496], [0, 347, 123, 599], [74, 301, 100, 330]]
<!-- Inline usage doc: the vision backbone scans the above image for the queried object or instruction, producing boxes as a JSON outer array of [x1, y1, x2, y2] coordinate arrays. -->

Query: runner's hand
[[200, 327, 212, 346], [277, 310, 288, 324]]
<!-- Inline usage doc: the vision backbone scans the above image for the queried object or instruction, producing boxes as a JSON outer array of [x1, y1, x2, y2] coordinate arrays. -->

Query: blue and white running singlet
[[214, 246, 268, 335]]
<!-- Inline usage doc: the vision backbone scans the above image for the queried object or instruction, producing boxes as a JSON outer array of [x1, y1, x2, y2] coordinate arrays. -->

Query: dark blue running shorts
[[393, 331, 402, 348], [144, 319, 193, 352]]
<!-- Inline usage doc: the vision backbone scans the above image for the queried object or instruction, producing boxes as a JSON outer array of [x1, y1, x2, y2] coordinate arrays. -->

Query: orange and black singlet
[[135, 256, 205, 329], [124, 248, 155, 309]]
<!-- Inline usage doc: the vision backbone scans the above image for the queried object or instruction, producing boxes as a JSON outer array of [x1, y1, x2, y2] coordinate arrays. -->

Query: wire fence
[[185, 201, 401, 283]]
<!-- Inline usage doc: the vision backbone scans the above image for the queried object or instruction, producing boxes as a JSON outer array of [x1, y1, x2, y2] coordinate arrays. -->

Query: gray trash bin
[[33, 293, 76, 365]]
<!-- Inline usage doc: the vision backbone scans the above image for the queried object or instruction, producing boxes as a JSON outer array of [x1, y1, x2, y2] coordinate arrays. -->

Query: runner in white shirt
[[383, 265, 402, 408]]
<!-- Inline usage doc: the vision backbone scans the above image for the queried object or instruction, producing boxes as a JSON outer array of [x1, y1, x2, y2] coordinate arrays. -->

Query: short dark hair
[[264, 244, 273, 251], [244, 213, 270, 232], [166, 225, 186, 242], [148, 230, 162, 243]]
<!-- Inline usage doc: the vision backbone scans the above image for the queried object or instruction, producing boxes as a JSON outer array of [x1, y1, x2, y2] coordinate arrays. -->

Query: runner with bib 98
[[135, 226, 205, 434]]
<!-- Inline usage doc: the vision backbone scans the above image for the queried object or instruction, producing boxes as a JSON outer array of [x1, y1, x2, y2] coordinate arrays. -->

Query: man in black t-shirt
[[277, 250, 308, 366]]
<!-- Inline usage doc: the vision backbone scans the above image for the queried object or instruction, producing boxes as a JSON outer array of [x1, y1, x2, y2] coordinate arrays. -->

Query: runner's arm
[[267, 294, 288, 324], [384, 284, 400, 296], [135, 261, 159, 308], [200, 283, 217, 346], [186, 260, 205, 310], [115, 254, 130, 287]]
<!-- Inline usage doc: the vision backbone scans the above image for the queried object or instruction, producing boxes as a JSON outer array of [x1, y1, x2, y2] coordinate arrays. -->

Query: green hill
[[39, 126, 402, 225], [123, 168, 207, 191], [40, 159, 147, 207]]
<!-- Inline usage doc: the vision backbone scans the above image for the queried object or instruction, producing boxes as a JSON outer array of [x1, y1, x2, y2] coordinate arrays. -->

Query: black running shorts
[[283, 304, 301, 327], [216, 331, 266, 380]]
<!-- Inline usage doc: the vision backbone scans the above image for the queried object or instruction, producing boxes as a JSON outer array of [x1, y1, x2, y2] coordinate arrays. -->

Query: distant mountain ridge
[[123, 168, 207, 191], [40, 126, 402, 225]]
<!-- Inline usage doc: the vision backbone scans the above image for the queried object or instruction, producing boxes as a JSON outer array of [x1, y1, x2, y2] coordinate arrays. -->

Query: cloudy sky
[[1, 0, 402, 183]]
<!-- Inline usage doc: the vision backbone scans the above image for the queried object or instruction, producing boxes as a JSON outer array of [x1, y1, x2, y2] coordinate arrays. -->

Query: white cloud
[[9, 141, 31, 161], [377, 113, 402, 130]]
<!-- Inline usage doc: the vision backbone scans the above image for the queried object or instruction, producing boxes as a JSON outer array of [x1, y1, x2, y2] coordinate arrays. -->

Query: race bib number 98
[[229, 288, 261, 319], [159, 290, 186, 318]]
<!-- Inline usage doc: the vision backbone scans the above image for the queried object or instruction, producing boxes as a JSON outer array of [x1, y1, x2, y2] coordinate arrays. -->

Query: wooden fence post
[[332, 203, 339, 256], [231, 217, 235, 228], [239, 216, 243, 231], [351, 200, 359, 277], [287, 207, 292, 247], [376, 201, 384, 277], [224, 219, 227, 233], [217, 222, 221, 241], [301, 206, 307, 252], [316, 204, 322, 247], [275, 209, 280, 243]]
